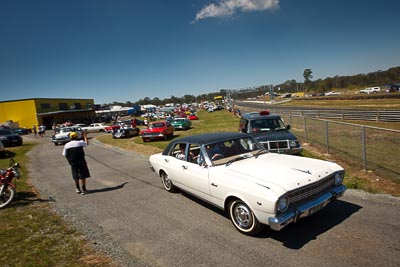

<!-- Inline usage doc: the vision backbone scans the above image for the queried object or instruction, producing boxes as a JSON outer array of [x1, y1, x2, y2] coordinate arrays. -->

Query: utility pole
[[269, 85, 274, 103]]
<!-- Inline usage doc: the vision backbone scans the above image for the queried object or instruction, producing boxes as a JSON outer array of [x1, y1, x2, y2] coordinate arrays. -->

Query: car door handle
[[164, 159, 169, 163], [182, 165, 188, 170], [211, 183, 218, 187]]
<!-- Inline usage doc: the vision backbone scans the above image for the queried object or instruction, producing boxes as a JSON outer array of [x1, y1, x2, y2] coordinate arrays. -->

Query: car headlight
[[277, 196, 289, 212], [334, 171, 344, 185], [289, 140, 298, 147]]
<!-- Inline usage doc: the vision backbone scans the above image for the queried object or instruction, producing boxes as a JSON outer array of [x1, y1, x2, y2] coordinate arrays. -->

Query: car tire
[[228, 199, 263, 236], [161, 171, 177, 192]]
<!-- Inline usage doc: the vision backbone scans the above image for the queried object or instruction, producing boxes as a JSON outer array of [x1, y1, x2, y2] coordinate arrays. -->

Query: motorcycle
[[0, 159, 21, 209]]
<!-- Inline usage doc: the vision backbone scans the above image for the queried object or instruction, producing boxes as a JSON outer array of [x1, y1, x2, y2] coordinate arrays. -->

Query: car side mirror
[[286, 124, 291, 130]]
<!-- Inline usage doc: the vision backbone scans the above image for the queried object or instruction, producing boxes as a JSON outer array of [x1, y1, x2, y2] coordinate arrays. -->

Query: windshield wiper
[[255, 148, 268, 158], [273, 127, 287, 131], [226, 154, 253, 166]]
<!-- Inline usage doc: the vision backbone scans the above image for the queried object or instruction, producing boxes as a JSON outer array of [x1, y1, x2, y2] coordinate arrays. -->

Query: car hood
[[223, 153, 342, 191], [249, 131, 298, 141], [54, 133, 71, 138], [1, 133, 21, 138]]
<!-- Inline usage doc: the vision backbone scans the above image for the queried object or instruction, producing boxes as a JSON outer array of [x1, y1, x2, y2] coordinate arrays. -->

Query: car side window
[[169, 143, 184, 160], [188, 144, 201, 164]]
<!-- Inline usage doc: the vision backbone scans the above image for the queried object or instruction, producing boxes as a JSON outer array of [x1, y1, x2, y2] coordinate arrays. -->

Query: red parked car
[[188, 113, 199, 120], [104, 122, 122, 133], [141, 121, 174, 142]]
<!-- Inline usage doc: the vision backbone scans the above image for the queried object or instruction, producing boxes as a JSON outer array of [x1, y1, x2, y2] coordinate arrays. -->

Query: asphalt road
[[26, 134, 400, 267]]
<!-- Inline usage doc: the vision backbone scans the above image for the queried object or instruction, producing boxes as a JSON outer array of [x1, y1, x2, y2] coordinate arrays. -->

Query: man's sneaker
[[76, 189, 82, 194], [81, 190, 88, 195]]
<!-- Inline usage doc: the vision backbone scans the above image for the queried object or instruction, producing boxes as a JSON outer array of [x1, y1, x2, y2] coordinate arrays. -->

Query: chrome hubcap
[[234, 203, 252, 228]]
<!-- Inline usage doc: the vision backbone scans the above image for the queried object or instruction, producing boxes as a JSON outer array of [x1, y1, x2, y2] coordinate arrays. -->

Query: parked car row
[[0, 129, 23, 147]]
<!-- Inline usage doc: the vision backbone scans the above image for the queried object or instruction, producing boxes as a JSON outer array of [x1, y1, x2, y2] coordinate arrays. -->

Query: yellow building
[[0, 98, 95, 129]]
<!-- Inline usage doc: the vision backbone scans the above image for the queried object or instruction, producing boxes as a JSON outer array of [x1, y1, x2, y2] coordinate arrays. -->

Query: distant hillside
[[276, 66, 400, 93], [110, 66, 400, 106]]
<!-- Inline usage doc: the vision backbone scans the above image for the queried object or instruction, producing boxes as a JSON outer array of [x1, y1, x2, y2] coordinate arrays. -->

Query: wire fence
[[237, 106, 400, 182]]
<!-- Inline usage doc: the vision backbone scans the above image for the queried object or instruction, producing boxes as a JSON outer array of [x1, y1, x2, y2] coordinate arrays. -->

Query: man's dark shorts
[[70, 159, 91, 180]]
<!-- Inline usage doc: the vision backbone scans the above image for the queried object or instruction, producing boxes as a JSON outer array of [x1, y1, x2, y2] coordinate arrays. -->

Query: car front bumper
[[141, 133, 165, 139], [268, 185, 347, 231]]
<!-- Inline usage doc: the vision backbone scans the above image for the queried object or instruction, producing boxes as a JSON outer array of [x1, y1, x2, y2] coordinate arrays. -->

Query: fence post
[[361, 126, 367, 170], [303, 117, 308, 143], [325, 121, 329, 154]]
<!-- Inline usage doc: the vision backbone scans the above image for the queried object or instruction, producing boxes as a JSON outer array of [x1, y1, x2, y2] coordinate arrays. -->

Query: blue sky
[[1, 0, 399, 104]]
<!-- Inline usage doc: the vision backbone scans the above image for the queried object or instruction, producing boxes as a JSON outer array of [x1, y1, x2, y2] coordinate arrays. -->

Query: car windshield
[[205, 137, 265, 165], [60, 128, 72, 133], [150, 123, 165, 128], [250, 119, 286, 132]]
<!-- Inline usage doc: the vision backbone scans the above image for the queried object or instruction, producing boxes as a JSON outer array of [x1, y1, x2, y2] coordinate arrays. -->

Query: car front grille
[[260, 140, 290, 151], [286, 175, 335, 208]]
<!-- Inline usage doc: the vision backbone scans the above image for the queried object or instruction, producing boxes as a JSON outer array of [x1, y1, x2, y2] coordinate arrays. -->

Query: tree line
[[105, 66, 400, 106]]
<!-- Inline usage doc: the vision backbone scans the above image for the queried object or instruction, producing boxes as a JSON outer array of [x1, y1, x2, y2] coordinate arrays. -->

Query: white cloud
[[194, 0, 279, 22]]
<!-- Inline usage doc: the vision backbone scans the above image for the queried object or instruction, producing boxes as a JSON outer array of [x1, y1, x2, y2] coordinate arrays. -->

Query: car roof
[[241, 111, 281, 120], [173, 132, 252, 145]]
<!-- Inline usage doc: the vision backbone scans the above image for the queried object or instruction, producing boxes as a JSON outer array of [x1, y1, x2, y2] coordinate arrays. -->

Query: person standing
[[32, 125, 37, 137], [62, 131, 90, 195]]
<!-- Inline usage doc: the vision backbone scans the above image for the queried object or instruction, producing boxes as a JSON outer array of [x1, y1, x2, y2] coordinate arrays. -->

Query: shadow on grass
[[0, 151, 17, 159], [11, 191, 57, 207]]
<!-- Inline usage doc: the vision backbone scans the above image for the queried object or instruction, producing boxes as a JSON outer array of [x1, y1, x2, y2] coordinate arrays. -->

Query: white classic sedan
[[81, 123, 106, 133], [149, 132, 346, 236]]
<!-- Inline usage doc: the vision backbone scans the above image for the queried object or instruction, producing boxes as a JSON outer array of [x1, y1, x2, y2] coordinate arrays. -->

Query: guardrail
[[266, 107, 400, 122], [236, 104, 400, 182]]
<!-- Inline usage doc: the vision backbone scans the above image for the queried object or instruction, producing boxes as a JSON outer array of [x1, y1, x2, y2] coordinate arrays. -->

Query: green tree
[[303, 68, 313, 92]]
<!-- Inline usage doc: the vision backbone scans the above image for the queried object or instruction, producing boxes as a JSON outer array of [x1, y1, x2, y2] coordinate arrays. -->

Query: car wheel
[[161, 171, 177, 192], [228, 199, 263, 236]]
